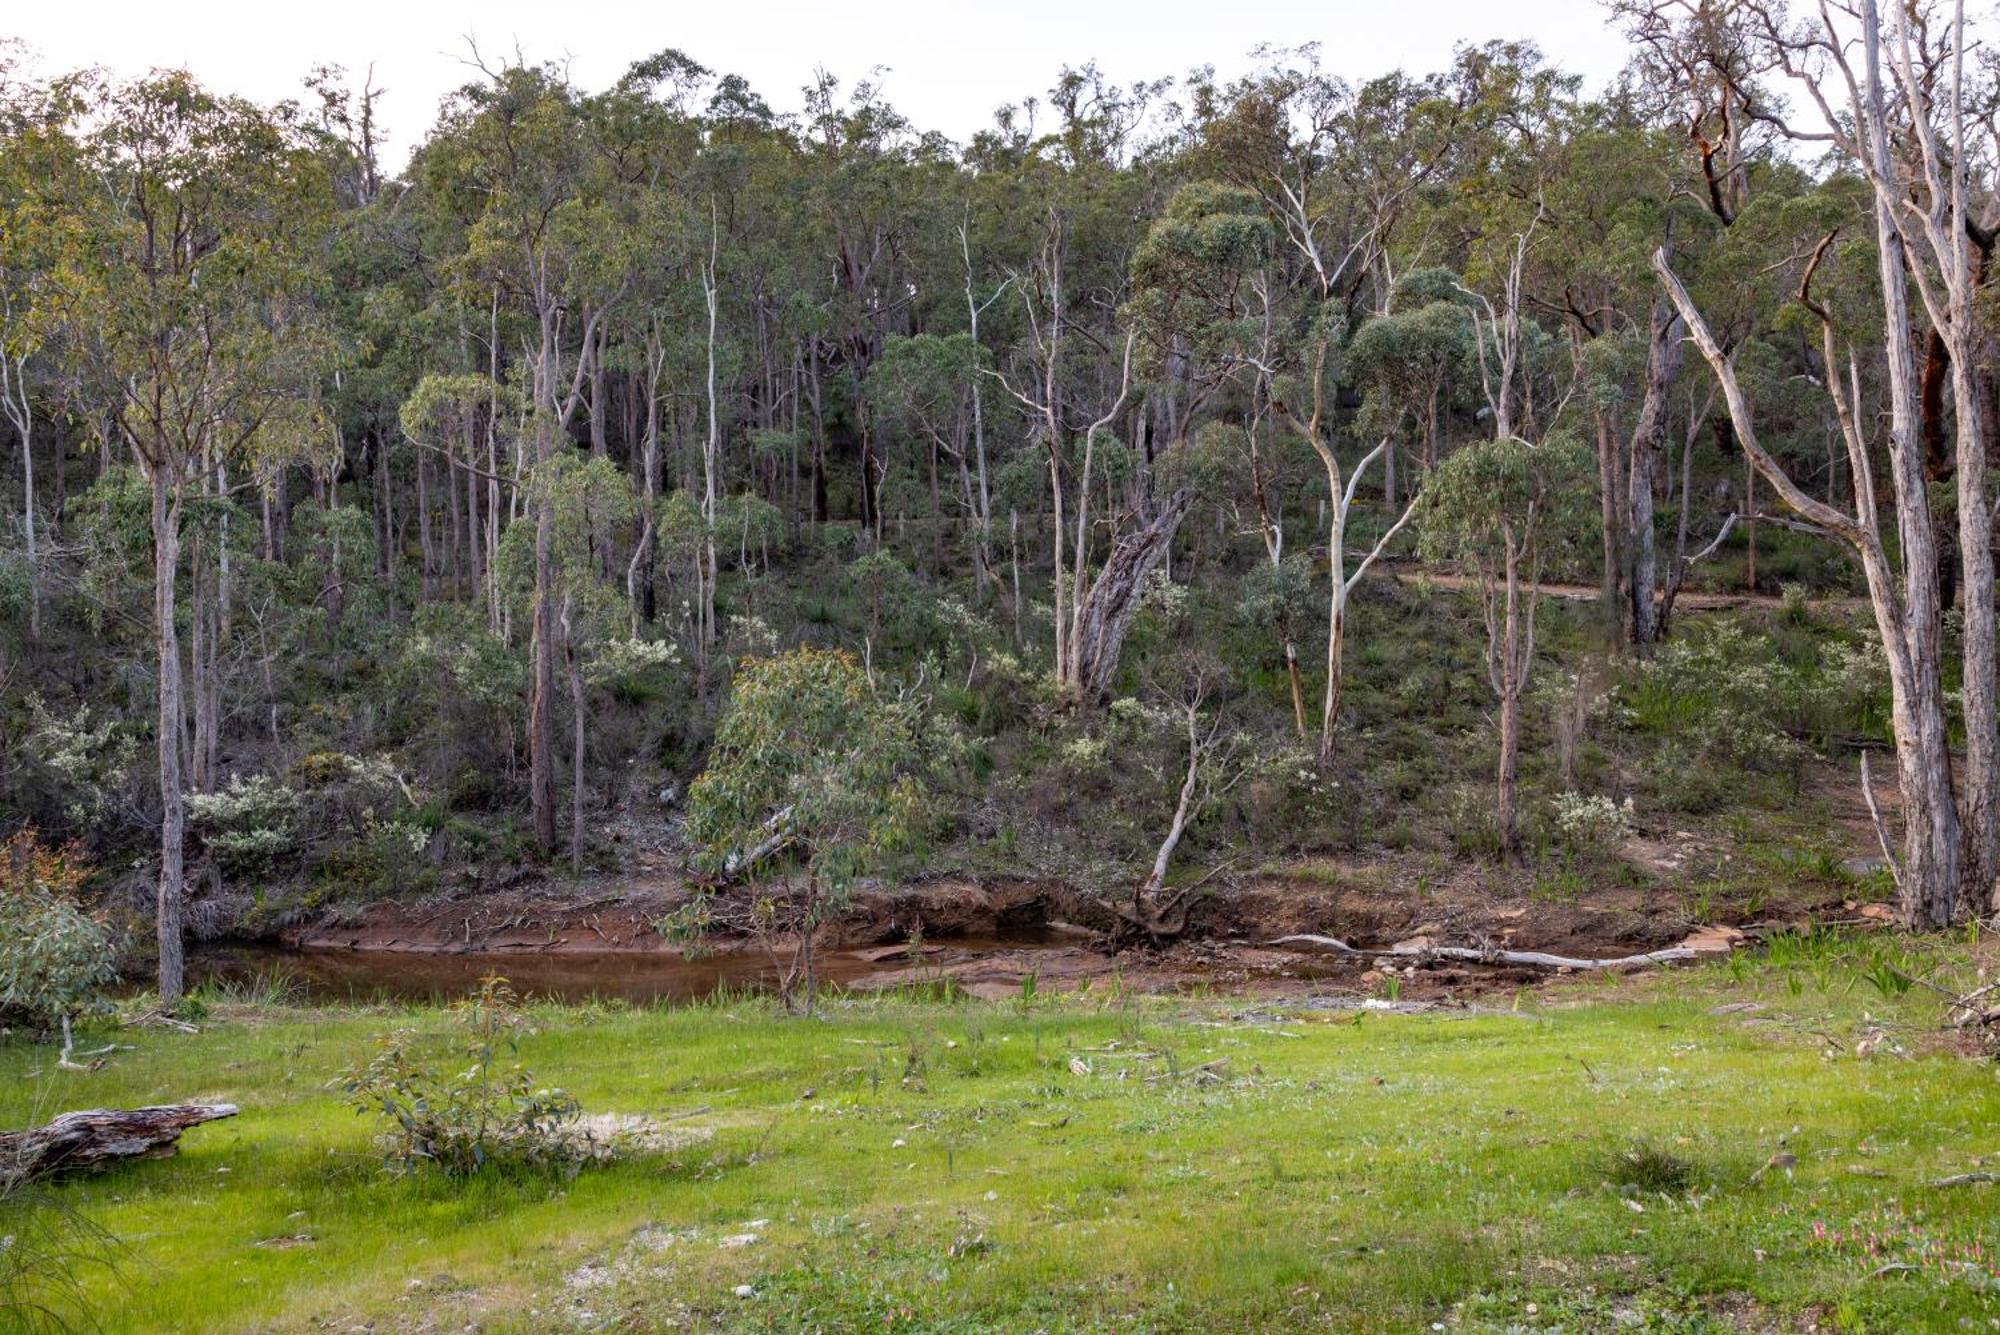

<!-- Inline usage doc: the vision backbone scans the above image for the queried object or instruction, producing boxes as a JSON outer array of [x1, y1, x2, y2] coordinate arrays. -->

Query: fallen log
[[1931, 1172, 1998, 1188], [1, 1104, 238, 1185], [1267, 935, 1699, 972]]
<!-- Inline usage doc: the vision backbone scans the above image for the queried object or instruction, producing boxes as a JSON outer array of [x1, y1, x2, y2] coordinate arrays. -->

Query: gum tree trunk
[[148, 466, 187, 1005]]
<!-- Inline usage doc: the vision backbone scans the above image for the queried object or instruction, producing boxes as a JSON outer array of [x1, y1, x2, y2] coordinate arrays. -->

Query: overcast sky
[[11, 0, 1633, 167]]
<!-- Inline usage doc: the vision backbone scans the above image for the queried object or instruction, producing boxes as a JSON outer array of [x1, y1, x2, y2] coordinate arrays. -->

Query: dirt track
[[1388, 566, 1867, 614]]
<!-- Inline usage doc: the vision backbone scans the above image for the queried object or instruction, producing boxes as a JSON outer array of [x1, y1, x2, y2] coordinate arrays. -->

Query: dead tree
[[2, 1105, 238, 1186], [1069, 489, 1194, 704], [1121, 678, 1247, 943]]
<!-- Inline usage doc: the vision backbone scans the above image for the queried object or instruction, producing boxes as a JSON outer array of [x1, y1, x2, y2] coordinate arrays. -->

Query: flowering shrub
[[1549, 792, 1636, 854], [1620, 621, 1891, 782], [22, 695, 139, 827], [188, 774, 304, 876]]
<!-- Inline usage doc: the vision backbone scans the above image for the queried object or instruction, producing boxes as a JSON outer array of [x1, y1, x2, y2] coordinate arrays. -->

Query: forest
[[4, 1, 2000, 1330]]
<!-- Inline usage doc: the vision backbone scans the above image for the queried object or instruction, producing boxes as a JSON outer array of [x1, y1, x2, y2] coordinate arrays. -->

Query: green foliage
[[338, 977, 588, 1178], [1416, 433, 1598, 578], [0, 830, 117, 1032], [687, 648, 941, 893]]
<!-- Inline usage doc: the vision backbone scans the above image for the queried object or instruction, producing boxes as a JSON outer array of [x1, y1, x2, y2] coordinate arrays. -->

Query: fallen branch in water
[[1267, 935, 1699, 971], [1, 1104, 238, 1185]]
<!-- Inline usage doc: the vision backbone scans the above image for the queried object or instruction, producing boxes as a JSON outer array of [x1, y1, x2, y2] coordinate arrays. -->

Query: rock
[[1858, 902, 1897, 922], [733, 1284, 756, 1299], [719, 1233, 760, 1248], [1677, 925, 1744, 955]]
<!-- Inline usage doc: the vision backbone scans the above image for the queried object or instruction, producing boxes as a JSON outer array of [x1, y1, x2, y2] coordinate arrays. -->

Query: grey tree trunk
[[1626, 298, 1684, 647], [148, 467, 186, 1005], [1071, 489, 1193, 703]]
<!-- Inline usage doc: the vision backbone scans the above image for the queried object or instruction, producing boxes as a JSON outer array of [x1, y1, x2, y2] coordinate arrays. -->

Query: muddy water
[[187, 936, 1065, 1006]]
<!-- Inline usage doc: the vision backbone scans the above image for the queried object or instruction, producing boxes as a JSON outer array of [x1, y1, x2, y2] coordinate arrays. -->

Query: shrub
[[187, 774, 304, 877], [1549, 792, 1636, 855], [0, 831, 117, 1033], [680, 648, 951, 1013], [338, 977, 588, 1177]]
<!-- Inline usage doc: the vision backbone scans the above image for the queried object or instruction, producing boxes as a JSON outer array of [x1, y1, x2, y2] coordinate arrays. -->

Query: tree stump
[[1, 1104, 238, 1184]]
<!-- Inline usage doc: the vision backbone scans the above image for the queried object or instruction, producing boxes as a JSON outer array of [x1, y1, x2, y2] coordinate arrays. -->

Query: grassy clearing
[[4, 947, 1999, 1333]]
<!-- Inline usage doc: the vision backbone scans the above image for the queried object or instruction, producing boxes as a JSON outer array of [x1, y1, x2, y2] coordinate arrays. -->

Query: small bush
[[1548, 792, 1635, 855], [338, 977, 589, 1177], [0, 830, 117, 1033]]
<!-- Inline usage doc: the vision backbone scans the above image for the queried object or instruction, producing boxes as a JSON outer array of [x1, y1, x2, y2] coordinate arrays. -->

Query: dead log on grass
[[2, 1104, 238, 1185], [1268, 934, 1699, 972]]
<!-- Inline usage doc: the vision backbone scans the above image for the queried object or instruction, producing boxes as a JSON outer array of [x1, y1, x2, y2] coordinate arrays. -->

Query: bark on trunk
[[1627, 298, 1684, 647], [1069, 489, 1193, 702], [528, 502, 558, 854], [148, 468, 187, 1005]]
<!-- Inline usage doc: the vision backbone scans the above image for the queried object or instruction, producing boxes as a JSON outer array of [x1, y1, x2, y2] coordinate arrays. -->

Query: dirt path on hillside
[[1387, 566, 1867, 615]]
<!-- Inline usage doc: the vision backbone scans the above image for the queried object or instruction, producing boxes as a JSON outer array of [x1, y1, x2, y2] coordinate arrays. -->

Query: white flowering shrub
[[1620, 622, 1889, 789], [188, 774, 305, 876], [1549, 792, 1636, 854], [23, 695, 140, 827], [593, 637, 681, 676]]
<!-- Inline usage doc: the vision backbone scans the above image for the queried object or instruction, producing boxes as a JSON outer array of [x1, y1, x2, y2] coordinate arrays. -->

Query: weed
[[1596, 1140, 1696, 1193]]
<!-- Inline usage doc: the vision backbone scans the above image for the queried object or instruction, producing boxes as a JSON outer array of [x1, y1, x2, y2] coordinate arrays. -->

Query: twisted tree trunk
[[1070, 488, 1192, 702]]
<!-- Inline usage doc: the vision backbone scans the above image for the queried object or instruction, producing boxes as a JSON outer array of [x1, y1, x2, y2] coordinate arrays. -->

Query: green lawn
[[4, 951, 1998, 1333]]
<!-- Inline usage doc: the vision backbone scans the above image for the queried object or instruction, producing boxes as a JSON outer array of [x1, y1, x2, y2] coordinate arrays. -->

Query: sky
[[10, 0, 1634, 167]]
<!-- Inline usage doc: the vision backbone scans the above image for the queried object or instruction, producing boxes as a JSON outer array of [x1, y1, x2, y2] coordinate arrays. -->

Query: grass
[[3, 951, 1999, 1333]]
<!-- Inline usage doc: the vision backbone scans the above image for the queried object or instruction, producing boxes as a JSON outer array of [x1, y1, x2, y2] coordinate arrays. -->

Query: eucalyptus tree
[[869, 332, 986, 576], [1655, 0, 1997, 925], [445, 57, 630, 855], [1345, 290, 1474, 485], [1128, 181, 1314, 726], [0, 69, 86, 643], [495, 452, 652, 870], [59, 72, 335, 1002], [1604, 0, 1778, 645], [1192, 56, 1471, 760], [1418, 434, 1596, 854]]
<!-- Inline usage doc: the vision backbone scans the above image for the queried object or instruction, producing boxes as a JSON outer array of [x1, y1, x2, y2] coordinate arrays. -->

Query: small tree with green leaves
[[0, 829, 116, 1035], [1418, 434, 1596, 856], [681, 648, 941, 1013]]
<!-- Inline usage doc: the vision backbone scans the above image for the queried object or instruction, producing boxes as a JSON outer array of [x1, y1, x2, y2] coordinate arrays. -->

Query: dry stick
[[1860, 751, 1904, 892], [1268, 935, 1699, 971], [1945, 979, 2000, 1028]]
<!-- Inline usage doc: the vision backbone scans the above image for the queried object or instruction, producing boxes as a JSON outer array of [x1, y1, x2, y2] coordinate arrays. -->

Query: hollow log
[[1, 1104, 238, 1184]]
